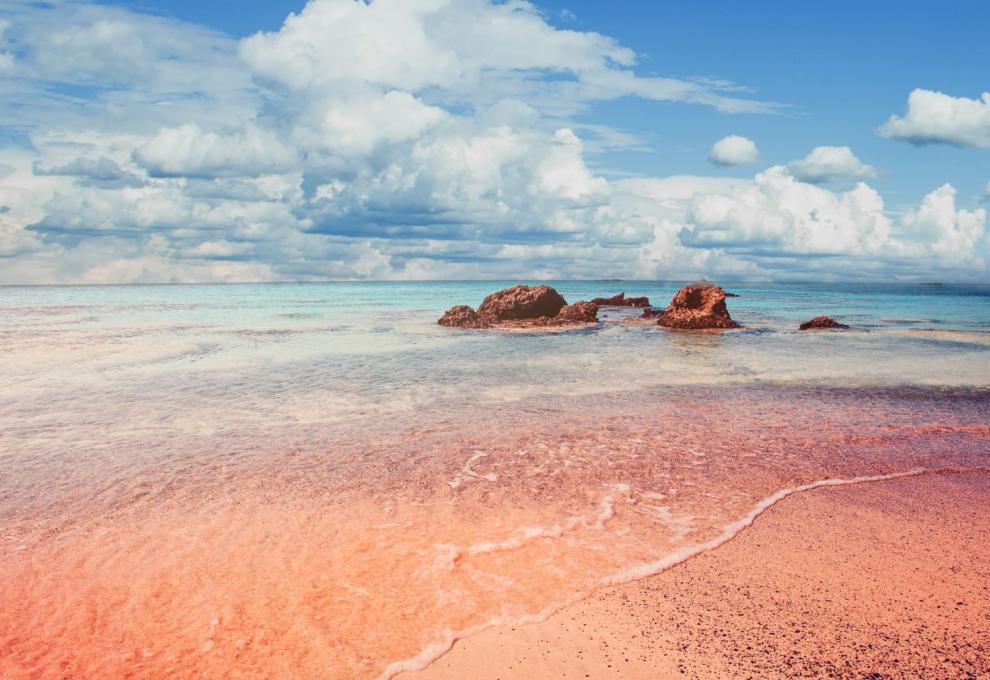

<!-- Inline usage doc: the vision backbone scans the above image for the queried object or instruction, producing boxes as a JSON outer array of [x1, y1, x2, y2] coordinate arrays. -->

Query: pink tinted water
[[2, 385, 988, 679]]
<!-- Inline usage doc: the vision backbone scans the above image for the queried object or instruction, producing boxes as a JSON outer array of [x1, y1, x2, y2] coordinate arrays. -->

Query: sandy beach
[[406, 470, 990, 679]]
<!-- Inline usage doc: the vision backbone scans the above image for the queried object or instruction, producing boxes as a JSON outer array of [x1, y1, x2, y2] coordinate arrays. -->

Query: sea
[[1, 281, 989, 678]]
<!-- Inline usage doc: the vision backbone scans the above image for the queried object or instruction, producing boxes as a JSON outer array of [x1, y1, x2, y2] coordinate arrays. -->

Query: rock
[[438, 305, 489, 328], [590, 292, 651, 307], [799, 316, 849, 330], [656, 283, 739, 330], [438, 285, 599, 329], [476, 284, 567, 323], [612, 306, 662, 324], [555, 301, 599, 323]]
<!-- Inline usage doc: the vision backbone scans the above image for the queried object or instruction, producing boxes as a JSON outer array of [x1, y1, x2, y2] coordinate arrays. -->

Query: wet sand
[[406, 470, 990, 679]]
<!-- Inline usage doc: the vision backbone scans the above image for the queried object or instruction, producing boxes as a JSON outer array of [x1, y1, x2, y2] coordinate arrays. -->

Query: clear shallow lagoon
[[1, 281, 989, 678]]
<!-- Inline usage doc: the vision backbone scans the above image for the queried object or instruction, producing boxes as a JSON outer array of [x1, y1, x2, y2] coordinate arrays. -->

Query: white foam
[[381, 466, 954, 680], [600, 467, 928, 586], [458, 483, 634, 559]]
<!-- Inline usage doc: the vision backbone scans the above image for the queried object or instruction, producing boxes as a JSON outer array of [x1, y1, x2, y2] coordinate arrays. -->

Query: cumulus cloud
[[901, 184, 987, 265], [658, 169, 987, 276], [683, 166, 892, 256], [707, 135, 759, 166], [134, 123, 300, 178], [786, 146, 878, 183], [239, 0, 773, 115], [879, 89, 990, 149], [292, 89, 448, 157]]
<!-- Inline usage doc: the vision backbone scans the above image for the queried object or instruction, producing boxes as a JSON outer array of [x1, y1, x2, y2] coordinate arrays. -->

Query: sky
[[0, 0, 988, 284]]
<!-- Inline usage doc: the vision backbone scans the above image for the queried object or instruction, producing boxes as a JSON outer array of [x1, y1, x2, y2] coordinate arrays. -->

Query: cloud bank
[[0, 0, 986, 284]]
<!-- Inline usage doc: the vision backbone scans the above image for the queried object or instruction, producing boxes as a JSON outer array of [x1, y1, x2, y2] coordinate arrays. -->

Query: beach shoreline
[[404, 469, 990, 679]]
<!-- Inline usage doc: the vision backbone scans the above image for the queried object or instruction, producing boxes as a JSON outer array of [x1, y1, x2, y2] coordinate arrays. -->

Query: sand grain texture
[[406, 471, 990, 679]]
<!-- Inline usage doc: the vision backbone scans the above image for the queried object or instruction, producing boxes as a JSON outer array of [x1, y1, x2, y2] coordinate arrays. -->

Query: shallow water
[[1, 281, 989, 678]]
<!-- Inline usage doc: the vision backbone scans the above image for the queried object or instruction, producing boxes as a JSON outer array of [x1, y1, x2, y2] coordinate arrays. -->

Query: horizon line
[[1, 279, 986, 289]]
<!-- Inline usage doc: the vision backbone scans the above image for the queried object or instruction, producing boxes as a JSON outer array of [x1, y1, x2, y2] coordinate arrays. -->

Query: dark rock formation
[[438, 305, 489, 329], [438, 285, 598, 328], [476, 284, 567, 323], [640, 307, 662, 319], [555, 301, 599, 322], [799, 316, 850, 330], [656, 283, 739, 330], [590, 292, 651, 307]]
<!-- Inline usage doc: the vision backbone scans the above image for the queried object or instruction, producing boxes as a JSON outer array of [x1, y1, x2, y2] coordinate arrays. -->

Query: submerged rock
[[555, 301, 600, 322], [799, 315, 849, 330], [438, 285, 598, 329], [590, 292, 651, 308], [438, 305, 489, 329], [476, 284, 567, 323], [656, 283, 739, 330]]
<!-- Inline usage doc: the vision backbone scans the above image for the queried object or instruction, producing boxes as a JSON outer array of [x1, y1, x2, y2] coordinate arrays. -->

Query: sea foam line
[[380, 466, 990, 679]]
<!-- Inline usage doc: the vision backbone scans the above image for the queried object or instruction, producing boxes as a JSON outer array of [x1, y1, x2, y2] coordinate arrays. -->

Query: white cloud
[[786, 146, 877, 183], [302, 123, 614, 243], [73, 234, 276, 284], [0, 0, 258, 134], [683, 166, 892, 256], [292, 89, 448, 157], [878, 89, 990, 149], [134, 123, 300, 178], [239, 0, 774, 115], [33, 156, 145, 188], [707, 135, 759, 166], [0, 0, 987, 284], [34, 19, 155, 84], [901, 184, 987, 265], [0, 0, 785, 285], [641, 169, 986, 276], [181, 240, 255, 259]]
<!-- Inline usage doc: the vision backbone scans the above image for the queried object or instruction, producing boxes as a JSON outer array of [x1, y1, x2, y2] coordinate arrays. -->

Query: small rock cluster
[[440, 282, 850, 333], [438, 285, 599, 328], [590, 292, 651, 308]]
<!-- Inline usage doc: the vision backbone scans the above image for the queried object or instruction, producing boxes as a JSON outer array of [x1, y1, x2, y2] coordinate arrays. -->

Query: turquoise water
[[3, 279, 989, 434], [3, 281, 988, 393], [3, 280, 989, 329]]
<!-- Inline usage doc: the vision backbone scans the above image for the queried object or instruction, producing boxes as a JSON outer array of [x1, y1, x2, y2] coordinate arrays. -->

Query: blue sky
[[1, 0, 988, 283]]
